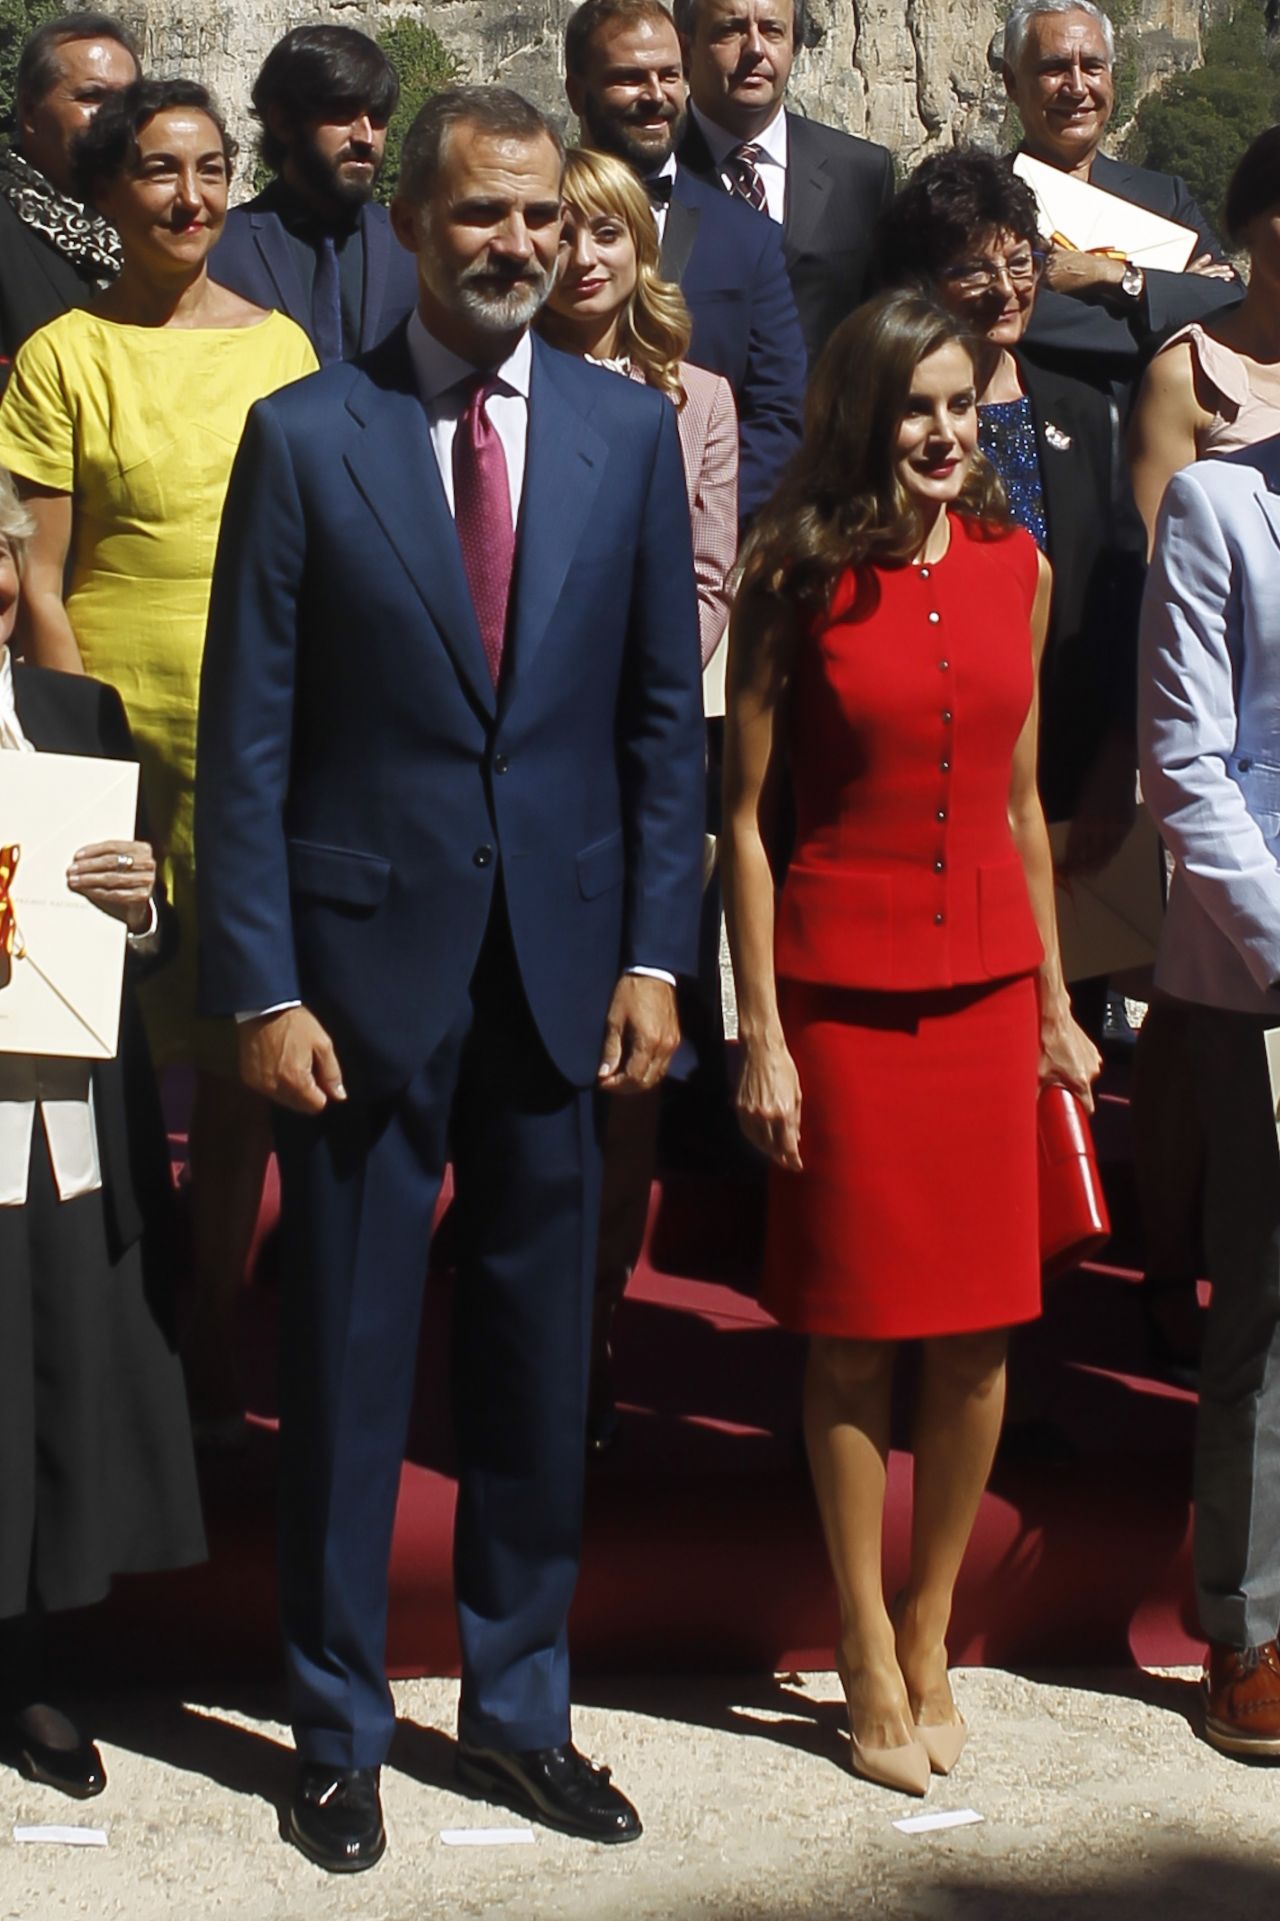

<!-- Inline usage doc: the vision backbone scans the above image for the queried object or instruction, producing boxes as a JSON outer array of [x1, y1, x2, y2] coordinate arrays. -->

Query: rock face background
[[121, 0, 1225, 178]]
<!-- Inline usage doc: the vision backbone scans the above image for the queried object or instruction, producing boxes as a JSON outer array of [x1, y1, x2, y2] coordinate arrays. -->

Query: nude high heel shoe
[[836, 1654, 931, 1798], [914, 1717, 968, 1776]]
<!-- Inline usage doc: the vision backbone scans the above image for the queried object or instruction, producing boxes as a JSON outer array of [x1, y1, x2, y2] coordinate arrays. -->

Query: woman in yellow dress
[[0, 78, 317, 1437]]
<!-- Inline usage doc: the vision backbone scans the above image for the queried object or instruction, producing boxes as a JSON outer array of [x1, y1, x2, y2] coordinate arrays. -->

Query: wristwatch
[[1120, 259, 1146, 303]]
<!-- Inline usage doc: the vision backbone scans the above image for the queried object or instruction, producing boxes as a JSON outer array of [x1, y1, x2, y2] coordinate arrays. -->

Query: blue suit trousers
[[273, 897, 603, 1768]]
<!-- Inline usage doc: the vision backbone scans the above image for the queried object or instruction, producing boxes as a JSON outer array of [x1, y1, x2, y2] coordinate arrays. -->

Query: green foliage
[[0, 0, 59, 137], [1123, 5, 1280, 227], [374, 17, 463, 205]]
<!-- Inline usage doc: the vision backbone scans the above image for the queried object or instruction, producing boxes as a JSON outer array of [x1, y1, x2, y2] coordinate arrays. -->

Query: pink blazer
[[674, 361, 739, 671]]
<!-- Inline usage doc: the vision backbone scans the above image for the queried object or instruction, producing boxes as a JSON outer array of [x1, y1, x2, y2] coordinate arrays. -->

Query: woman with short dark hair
[[722, 289, 1098, 1797], [0, 78, 317, 1441]]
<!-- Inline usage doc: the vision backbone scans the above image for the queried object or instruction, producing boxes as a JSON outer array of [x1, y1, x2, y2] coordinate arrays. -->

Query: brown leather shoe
[[1203, 1641, 1280, 1757]]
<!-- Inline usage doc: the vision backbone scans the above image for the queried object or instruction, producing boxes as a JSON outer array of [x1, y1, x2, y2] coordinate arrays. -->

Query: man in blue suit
[[565, 0, 804, 522], [208, 25, 418, 363], [196, 87, 704, 1872]]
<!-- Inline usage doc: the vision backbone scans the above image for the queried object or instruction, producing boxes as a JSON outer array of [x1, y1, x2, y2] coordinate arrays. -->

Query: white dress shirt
[[646, 153, 679, 242], [243, 315, 673, 1018], [690, 101, 789, 223], [0, 643, 103, 1207]]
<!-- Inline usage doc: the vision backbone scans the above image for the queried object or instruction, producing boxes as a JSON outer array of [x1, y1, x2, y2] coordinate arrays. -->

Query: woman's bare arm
[[13, 484, 83, 672]]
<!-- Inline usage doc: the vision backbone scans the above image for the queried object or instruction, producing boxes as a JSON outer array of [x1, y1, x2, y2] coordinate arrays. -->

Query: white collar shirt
[[690, 101, 789, 224], [644, 153, 679, 242], [406, 308, 532, 526]]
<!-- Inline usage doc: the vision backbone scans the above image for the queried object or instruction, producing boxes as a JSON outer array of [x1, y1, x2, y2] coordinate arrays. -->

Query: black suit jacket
[[11, 666, 177, 1267], [679, 109, 894, 367], [1023, 148, 1240, 399], [1013, 350, 1147, 821], [0, 197, 100, 375], [208, 195, 418, 357]]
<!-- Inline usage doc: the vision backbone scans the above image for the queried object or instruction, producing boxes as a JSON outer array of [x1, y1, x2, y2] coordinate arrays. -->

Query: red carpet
[[87, 1068, 1204, 1685]]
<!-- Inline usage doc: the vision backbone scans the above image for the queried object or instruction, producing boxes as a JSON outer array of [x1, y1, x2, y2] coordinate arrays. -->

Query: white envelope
[[1049, 805, 1165, 983], [1013, 153, 1199, 272], [0, 752, 139, 1059]]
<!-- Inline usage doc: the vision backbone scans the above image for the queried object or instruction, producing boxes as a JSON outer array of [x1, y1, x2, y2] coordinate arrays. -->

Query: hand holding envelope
[[0, 752, 141, 1059], [1013, 153, 1200, 273]]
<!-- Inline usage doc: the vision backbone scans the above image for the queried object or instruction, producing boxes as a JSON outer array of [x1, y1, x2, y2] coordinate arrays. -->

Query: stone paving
[[4, 1667, 1280, 1920]]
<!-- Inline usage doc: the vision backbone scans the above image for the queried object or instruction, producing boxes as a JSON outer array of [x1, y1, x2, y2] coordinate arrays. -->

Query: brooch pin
[[1044, 421, 1073, 451]]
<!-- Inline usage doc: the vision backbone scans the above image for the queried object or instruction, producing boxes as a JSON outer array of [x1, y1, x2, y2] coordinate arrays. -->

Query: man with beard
[[196, 86, 704, 1871], [209, 25, 418, 363], [565, 0, 804, 523], [0, 13, 139, 372]]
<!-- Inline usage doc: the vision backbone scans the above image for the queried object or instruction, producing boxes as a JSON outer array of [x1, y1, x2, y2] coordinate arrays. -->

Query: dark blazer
[[0, 197, 99, 374], [196, 326, 706, 1099], [1023, 149, 1240, 398], [208, 196, 418, 358], [1014, 349, 1147, 821], [11, 665, 176, 1264], [660, 164, 805, 522], [679, 109, 894, 367]]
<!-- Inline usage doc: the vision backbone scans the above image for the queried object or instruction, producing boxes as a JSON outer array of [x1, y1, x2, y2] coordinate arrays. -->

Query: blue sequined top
[[978, 396, 1048, 552]]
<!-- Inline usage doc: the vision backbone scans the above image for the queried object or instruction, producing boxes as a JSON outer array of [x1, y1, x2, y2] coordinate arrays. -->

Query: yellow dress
[[0, 308, 317, 1072]]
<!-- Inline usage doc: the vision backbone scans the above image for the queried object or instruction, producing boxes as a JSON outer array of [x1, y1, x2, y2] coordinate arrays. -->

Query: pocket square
[[1044, 421, 1073, 452]]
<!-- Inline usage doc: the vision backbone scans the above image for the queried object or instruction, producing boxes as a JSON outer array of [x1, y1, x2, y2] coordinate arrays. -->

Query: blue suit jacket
[[660, 165, 804, 522], [195, 327, 706, 1098], [208, 196, 418, 356]]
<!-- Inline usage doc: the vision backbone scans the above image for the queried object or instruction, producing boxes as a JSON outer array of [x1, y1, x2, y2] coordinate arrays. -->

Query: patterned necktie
[[312, 232, 344, 366], [726, 142, 767, 214], [452, 375, 515, 686]]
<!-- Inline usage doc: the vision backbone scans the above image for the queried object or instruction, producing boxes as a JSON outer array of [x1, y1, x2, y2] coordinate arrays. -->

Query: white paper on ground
[[13, 1824, 109, 1846], [893, 1808, 985, 1835], [440, 1827, 536, 1847]]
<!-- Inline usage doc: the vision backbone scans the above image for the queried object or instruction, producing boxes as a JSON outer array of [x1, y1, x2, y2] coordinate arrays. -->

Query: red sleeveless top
[[775, 515, 1044, 993]]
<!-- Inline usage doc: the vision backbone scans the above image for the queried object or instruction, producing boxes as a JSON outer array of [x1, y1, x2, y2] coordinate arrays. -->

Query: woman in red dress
[[722, 290, 1099, 1796]]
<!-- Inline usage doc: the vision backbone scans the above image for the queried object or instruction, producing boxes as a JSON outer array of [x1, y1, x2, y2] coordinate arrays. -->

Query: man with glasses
[[1000, 0, 1238, 399]]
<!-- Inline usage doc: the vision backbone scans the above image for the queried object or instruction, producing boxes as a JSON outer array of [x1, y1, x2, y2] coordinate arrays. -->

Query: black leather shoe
[[15, 1730, 106, 1800], [455, 1740, 642, 1844], [287, 1765, 385, 1873]]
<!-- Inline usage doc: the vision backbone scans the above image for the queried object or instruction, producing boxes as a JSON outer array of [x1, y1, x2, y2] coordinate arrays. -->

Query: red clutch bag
[[1038, 1083, 1110, 1280]]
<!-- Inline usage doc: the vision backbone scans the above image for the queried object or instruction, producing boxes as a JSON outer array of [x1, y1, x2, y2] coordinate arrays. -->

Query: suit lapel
[[660, 189, 701, 286], [504, 343, 606, 700], [1256, 477, 1280, 557], [11, 669, 84, 754], [250, 213, 310, 328], [782, 116, 833, 256], [343, 331, 496, 719], [358, 205, 390, 353]]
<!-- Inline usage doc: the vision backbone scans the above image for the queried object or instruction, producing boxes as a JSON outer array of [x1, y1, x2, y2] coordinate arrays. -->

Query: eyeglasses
[[939, 250, 1047, 294]]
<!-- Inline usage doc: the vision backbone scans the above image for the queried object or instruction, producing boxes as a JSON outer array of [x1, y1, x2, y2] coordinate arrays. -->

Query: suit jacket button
[[473, 845, 494, 868], [494, 754, 509, 775]]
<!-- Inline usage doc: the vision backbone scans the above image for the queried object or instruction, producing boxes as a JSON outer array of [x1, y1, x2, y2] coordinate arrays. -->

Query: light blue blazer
[[1139, 435, 1280, 1014]]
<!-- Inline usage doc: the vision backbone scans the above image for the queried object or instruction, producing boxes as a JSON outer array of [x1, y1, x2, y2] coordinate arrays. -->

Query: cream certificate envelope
[[0, 752, 139, 1059], [1013, 153, 1199, 272], [1049, 806, 1164, 983]]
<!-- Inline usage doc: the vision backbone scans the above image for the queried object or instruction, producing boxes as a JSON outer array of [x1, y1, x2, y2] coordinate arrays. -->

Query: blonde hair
[[0, 470, 35, 572], [557, 148, 692, 407]]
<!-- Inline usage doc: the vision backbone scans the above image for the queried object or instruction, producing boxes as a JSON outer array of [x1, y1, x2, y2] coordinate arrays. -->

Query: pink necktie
[[453, 375, 515, 685]]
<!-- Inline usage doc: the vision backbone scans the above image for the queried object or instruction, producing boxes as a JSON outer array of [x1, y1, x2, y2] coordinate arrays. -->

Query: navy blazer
[[195, 328, 706, 1099], [678, 111, 895, 368], [659, 164, 804, 522], [1023, 149, 1240, 398], [208, 196, 418, 357]]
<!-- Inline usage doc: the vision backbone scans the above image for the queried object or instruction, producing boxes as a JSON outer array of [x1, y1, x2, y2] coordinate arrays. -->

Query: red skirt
[[761, 975, 1041, 1340]]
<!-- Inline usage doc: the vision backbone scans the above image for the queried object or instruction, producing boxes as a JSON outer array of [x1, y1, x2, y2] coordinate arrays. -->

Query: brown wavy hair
[[549, 147, 692, 406], [740, 288, 1010, 612]]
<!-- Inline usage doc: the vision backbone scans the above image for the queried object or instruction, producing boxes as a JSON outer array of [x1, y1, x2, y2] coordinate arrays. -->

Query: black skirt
[[0, 1127, 206, 1619]]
